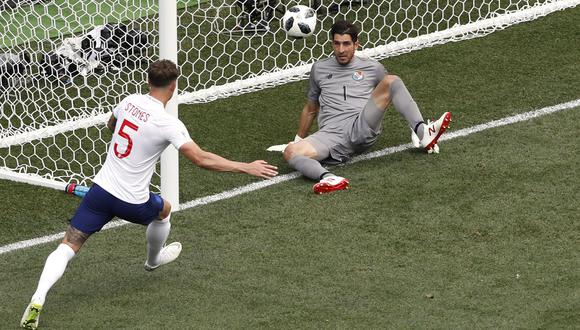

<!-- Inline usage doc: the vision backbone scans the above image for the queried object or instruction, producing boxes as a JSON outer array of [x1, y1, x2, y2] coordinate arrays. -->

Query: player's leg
[[284, 139, 330, 180], [284, 135, 349, 194], [22, 185, 111, 329], [367, 74, 451, 150], [141, 196, 181, 271], [21, 225, 90, 329], [366, 74, 424, 133], [32, 226, 89, 303]]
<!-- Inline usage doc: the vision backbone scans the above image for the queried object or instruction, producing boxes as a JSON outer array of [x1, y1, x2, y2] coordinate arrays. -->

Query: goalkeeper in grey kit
[[282, 20, 452, 194]]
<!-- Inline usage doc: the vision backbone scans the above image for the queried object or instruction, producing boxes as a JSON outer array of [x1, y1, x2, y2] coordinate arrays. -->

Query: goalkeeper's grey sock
[[288, 155, 328, 181], [146, 217, 171, 267], [31, 243, 75, 305], [390, 77, 425, 139]]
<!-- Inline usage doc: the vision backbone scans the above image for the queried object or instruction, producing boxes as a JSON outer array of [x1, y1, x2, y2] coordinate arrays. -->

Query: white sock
[[146, 216, 171, 266], [31, 243, 75, 305]]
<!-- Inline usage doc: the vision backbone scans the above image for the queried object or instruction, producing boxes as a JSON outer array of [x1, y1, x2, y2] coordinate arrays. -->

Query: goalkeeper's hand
[[411, 129, 439, 154], [266, 135, 302, 152]]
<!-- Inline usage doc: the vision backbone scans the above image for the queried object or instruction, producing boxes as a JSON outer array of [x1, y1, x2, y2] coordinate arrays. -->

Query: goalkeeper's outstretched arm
[[179, 141, 278, 179]]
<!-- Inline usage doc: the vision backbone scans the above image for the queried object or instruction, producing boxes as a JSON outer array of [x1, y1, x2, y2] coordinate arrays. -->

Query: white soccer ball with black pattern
[[282, 5, 317, 38]]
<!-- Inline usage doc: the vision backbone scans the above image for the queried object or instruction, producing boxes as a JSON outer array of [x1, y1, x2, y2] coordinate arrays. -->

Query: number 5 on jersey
[[114, 119, 139, 159]]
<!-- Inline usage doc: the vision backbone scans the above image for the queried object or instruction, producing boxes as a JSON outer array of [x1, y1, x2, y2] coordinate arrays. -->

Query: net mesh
[[0, 0, 577, 190]]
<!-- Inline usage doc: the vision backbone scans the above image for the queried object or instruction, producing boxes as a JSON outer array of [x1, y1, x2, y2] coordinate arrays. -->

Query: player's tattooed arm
[[107, 113, 117, 132], [63, 225, 90, 251]]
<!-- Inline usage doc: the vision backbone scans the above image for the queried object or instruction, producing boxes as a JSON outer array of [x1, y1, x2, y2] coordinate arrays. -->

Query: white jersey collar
[[146, 94, 165, 107]]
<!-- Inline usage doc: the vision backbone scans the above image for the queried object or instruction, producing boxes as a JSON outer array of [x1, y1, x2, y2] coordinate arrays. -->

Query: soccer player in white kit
[[283, 20, 451, 194], [21, 60, 278, 329]]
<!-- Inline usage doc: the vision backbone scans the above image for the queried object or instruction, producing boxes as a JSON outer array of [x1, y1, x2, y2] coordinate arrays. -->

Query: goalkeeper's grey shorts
[[306, 111, 381, 164]]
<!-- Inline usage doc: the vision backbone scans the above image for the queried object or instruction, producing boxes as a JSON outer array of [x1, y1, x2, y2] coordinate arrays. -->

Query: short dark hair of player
[[147, 59, 179, 88], [330, 20, 359, 43]]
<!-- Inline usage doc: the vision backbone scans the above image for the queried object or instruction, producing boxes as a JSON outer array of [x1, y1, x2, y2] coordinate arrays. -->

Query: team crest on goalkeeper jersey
[[352, 71, 364, 81]]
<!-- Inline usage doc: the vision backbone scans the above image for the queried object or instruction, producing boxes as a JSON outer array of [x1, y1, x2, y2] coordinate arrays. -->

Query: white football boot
[[413, 112, 452, 152], [144, 242, 182, 271], [411, 128, 439, 154]]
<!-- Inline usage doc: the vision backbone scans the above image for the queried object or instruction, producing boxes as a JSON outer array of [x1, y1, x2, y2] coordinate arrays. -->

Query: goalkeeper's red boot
[[313, 176, 349, 194], [418, 112, 452, 151]]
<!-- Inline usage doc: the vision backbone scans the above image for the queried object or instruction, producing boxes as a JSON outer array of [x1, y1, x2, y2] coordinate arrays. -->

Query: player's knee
[[381, 74, 401, 91], [158, 200, 171, 220], [283, 143, 297, 162], [62, 225, 90, 253], [374, 75, 400, 100]]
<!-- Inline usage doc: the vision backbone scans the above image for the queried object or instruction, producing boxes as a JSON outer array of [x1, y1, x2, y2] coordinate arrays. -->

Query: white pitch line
[[1, 99, 579, 256]]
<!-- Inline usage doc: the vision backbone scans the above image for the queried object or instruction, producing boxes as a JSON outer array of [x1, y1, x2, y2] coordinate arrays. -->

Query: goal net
[[1, 0, 578, 201]]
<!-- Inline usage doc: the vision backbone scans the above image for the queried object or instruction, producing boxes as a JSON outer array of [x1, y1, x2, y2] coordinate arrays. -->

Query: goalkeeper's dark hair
[[330, 20, 359, 43], [147, 59, 179, 88]]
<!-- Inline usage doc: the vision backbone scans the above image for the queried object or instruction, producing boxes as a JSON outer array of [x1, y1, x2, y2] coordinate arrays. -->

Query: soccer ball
[[282, 5, 317, 38]]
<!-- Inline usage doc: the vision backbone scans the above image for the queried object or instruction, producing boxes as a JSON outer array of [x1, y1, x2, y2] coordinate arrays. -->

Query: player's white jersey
[[94, 94, 192, 204]]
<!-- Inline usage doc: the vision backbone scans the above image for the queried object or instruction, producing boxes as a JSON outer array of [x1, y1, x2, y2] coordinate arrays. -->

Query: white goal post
[[1, 0, 578, 208], [159, 0, 180, 209]]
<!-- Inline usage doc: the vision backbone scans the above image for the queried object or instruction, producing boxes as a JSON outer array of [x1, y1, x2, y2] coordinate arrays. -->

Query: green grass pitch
[[1, 5, 579, 329]]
